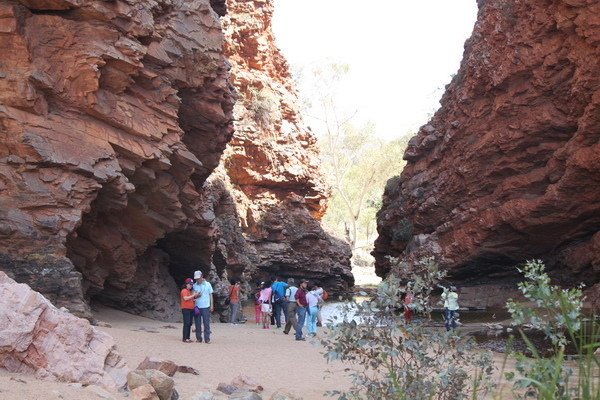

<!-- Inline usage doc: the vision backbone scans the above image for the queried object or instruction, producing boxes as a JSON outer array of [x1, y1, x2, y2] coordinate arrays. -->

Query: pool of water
[[320, 301, 512, 325]]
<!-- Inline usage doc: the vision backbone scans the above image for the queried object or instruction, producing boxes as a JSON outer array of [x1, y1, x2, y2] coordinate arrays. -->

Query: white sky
[[272, 0, 478, 139]]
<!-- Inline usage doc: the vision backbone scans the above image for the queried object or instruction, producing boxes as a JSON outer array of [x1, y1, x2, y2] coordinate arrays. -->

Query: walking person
[[193, 270, 214, 343], [313, 282, 325, 327], [294, 279, 309, 341], [228, 280, 241, 324], [283, 278, 298, 335], [259, 281, 272, 329], [441, 285, 459, 331], [306, 284, 320, 337], [271, 276, 288, 328], [180, 278, 196, 343]]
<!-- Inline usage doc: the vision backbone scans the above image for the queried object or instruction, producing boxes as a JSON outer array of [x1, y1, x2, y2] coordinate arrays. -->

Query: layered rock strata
[[0, 0, 352, 321], [220, 0, 353, 294], [374, 0, 600, 305], [0, 0, 235, 319], [0, 271, 128, 389]]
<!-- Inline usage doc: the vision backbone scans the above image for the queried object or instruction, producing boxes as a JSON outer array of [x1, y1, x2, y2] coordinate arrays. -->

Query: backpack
[[273, 290, 284, 304], [322, 290, 329, 301]]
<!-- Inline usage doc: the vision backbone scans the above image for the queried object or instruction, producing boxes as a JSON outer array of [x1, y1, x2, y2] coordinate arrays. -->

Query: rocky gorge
[[374, 0, 600, 307], [0, 0, 352, 323]]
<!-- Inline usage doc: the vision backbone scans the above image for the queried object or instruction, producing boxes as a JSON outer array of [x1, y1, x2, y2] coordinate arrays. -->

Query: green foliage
[[321, 258, 494, 399], [504, 260, 600, 400], [507, 259, 583, 348], [297, 62, 410, 251]]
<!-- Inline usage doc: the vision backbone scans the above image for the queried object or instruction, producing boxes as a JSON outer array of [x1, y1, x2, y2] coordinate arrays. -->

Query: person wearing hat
[[293, 279, 309, 341], [192, 270, 214, 343], [180, 278, 196, 343], [441, 285, 459, 331]]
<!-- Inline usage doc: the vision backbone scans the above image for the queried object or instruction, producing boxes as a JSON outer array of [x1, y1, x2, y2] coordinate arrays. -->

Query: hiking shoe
[[205, 340, 210, 344], [295, 337, 306, 341]]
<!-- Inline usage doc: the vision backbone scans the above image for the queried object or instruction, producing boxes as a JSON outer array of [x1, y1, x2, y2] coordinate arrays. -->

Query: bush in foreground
[[321, 258, 494, 399]]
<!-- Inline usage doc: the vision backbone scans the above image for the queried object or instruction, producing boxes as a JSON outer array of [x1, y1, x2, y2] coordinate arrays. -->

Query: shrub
[[321, 257, 494, 399], [248, 87, 278, 129], [504, 260, 600, 400]]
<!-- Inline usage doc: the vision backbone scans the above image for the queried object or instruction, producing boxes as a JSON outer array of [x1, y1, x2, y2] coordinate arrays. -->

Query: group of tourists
[[179, 270, 460, 343], [179, 272, 328, 343], [254, 277, 327, 341]]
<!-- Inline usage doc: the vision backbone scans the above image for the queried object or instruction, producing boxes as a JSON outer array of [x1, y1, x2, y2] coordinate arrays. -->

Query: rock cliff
[[218, 0, 353, 295], [373, 0, 600, 306], [0, 0, 351, 321]]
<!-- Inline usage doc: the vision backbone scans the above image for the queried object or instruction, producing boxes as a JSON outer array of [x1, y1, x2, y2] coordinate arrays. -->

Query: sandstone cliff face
[[219, 0, 353, 294], [374, 0, 600, 305], [0, 0, 351, 321], [0, 0, 235, 319]]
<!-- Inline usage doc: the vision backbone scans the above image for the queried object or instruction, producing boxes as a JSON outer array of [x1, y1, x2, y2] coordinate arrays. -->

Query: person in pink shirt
[[258, 281, 273, 329], [254, 283, 263, 325]]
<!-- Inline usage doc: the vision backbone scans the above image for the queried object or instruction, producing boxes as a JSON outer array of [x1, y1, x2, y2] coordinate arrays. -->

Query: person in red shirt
[[294, 279, 309, 341], [180, 278, 196, 343]]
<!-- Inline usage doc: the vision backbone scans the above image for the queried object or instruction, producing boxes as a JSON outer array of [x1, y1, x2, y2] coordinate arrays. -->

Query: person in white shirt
[[305, 285, 320, 336], [313, 282, 324, 327], [192, 270, 214, 343], [283, 278, 298, 335], [441, 285, 459, 331]]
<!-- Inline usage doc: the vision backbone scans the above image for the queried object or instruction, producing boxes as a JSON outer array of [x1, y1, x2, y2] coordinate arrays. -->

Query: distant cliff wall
[[373, 0, 600, 306], [219, 0, 353, 294]]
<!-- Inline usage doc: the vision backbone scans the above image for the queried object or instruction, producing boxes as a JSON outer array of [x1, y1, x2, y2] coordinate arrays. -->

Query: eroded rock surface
[[0, 271, 128, 389], [0, 0, 351, 321], [0, 0, 234, 319], [217, 0, 353, 294], [374, 0, 600, 304]]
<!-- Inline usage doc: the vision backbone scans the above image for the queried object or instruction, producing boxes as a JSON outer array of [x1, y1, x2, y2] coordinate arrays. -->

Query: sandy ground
[[0, 301, 547, 400], [0, 304, 351, 400]]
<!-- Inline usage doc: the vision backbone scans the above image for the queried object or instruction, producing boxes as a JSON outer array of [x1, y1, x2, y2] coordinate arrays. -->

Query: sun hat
[[194, 270, 202, 279]]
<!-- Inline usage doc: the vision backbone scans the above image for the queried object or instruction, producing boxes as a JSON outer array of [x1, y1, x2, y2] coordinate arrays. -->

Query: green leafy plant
[[504, 260, 600, 400], [321, 258, 494, 399]]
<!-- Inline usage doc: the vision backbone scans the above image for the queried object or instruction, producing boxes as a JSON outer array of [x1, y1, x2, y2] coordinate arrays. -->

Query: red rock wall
[[218, 0, 353, 294], [0, 0, 235, 319], [0, 0, 352, 321], [373, 0, 600, 305]]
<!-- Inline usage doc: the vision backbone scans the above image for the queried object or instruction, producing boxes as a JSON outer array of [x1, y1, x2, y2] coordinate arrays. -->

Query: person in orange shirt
[[228, 280, 241, 324], [180, 278, 196, 343]]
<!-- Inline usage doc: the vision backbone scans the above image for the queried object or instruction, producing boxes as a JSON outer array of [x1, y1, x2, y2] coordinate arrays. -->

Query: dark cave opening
[[156, 226, 215, 286]]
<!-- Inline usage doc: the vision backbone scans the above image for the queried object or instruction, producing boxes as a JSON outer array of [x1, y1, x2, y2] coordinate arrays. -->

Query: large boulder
[[0, 271, 128, 389]]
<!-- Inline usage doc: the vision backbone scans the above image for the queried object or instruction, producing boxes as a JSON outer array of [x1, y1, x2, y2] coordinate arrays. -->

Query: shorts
[[261, 303, 272, 313]]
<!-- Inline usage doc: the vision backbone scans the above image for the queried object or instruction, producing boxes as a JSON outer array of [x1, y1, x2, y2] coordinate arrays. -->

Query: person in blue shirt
[[270, 276, 288, 328], [192, 270, 214, 343]]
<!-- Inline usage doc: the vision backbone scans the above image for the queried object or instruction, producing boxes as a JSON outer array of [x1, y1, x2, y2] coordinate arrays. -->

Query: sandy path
[[0, 304, 528, 400], [94, 305, 351, 399]]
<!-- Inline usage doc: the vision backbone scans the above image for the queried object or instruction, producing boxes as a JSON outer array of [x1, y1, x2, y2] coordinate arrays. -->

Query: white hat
[[194, 270, 202, 279]]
